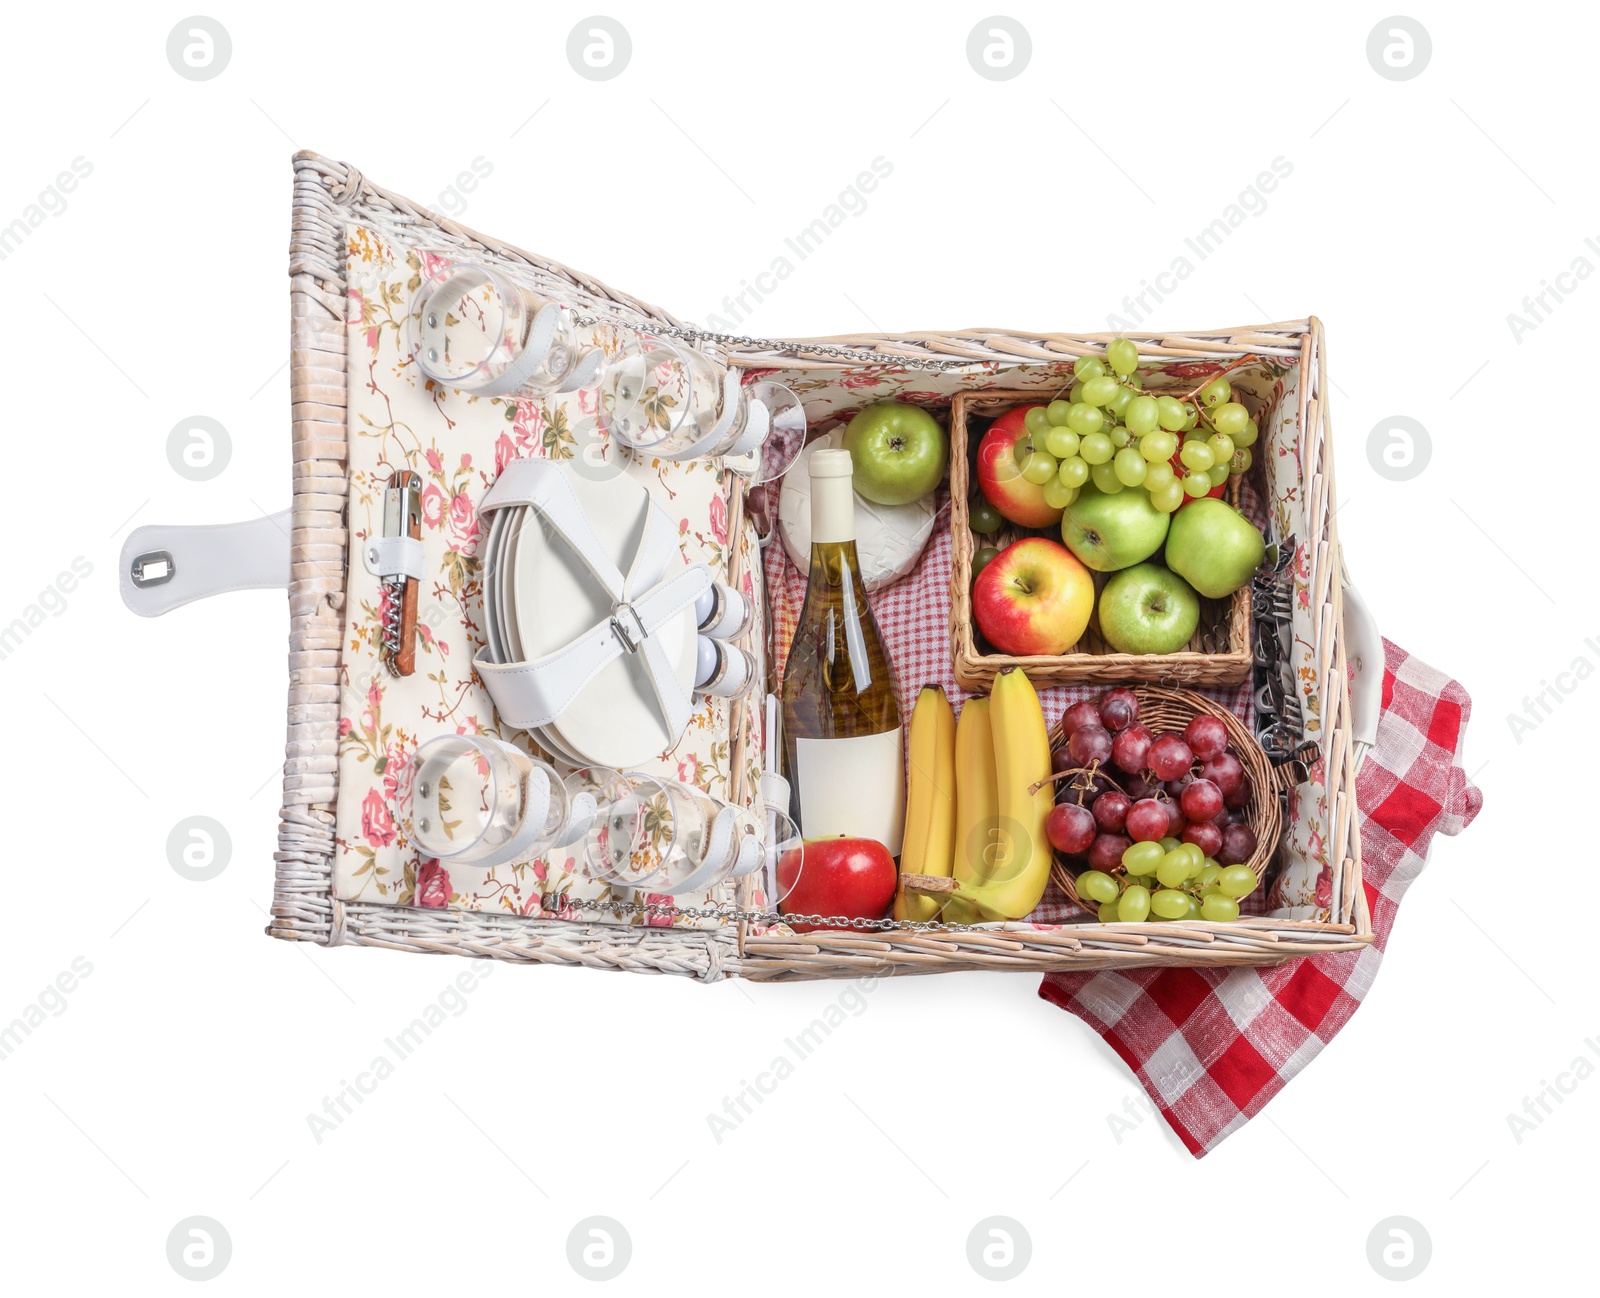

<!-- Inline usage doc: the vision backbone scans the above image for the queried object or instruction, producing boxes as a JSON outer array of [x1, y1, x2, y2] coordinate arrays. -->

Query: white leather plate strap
[[474, 460, 712, 737], [361, 534, 425, 581], [120, 511, 291, 618]]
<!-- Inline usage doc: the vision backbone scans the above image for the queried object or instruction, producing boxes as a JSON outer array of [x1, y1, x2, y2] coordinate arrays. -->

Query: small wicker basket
[[1047, 686, 1282, 918], [948, 389, 1252, 691]]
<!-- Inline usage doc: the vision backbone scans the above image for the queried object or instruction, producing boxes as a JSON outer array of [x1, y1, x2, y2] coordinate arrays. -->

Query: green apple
[[1059, 480, 1170, 572], [1165, 498, 1265, 597], [1097, 563, 1200, 654], [841, 401, 948, 505]]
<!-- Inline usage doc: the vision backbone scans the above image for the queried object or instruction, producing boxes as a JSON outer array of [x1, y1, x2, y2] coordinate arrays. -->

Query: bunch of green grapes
[[1013, 338, 1260, 515], [1075, 839, 1260, 922]]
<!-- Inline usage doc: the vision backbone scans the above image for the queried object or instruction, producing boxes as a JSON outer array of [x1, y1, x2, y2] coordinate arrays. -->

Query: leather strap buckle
[[610, 601, 649, 654]]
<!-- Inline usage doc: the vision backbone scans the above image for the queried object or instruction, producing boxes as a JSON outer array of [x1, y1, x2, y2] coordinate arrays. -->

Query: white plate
[[481, 508, 507, 663], [499, 505, 523, 665], [533, 718, 591, 768], [511, 470, 697, 769]]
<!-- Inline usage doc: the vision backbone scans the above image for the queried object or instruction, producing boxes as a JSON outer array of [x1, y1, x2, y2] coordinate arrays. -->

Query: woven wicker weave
[[271, 151, 1371, 981]]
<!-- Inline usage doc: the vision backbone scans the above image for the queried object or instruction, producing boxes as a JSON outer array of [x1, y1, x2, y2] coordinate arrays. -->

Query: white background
[[0, 1, 1590, 1291]]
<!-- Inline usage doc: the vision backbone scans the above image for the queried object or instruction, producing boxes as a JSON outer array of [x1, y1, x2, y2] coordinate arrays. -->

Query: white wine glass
[[726, 379, 807, 485], [578, 770, 762, 895], [405, 734, 592, 868], [598, 336, 808, 480], [407, 259, 601, 398]]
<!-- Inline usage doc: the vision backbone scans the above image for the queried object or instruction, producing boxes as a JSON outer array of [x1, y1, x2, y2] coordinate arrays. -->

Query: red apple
[[776, 836, 897, 933], [977, 406, 1066, 528], [972, 537, 1094, 656]]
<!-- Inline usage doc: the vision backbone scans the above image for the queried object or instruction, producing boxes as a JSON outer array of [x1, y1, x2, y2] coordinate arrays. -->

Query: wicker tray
[[947, 390, 1252, 691], [271, 151, 1371, 981]]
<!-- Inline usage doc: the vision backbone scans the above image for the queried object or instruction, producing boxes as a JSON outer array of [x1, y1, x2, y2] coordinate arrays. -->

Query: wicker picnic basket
[[270, 151, 1371, 981]]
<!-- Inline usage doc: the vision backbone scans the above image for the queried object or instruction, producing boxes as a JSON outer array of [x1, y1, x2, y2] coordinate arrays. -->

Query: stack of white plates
[[480, 469, 700, 770]]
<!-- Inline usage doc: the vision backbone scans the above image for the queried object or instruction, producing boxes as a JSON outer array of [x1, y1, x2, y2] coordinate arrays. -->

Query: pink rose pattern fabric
[[416, 860, 452, 909], [333, 224, 766, 922]]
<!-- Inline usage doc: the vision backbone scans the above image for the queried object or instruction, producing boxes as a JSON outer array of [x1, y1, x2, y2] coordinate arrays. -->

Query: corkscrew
[[371, 471, 423, 676]]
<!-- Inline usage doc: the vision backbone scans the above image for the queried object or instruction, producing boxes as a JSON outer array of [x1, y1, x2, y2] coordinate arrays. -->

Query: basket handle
[[119, 510, 290, 617]]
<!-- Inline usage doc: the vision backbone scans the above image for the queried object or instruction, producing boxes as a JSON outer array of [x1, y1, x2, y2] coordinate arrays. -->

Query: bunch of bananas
[[895, 669, 1054, 924]]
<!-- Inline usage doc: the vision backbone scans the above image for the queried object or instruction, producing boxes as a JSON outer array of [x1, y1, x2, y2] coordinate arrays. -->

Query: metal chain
[[558, 894, 992, 934], [567, 308, 974, 373]]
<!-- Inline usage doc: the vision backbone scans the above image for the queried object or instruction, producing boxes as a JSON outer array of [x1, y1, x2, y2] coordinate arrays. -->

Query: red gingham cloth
[[765, 493, 1481, 1155], [1039, 639, 1482, 1155]]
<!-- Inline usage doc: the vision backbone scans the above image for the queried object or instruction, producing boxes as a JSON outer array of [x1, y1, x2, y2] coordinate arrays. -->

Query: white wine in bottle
[[780, 448, 904, 853]]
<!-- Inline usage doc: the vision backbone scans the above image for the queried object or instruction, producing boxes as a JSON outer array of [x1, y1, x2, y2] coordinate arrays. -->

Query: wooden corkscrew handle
[[385, 471, 423, 677]]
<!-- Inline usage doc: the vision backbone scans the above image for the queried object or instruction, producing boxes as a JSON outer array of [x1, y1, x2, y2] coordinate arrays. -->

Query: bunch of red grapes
[[1044, 689, 1259, 873]]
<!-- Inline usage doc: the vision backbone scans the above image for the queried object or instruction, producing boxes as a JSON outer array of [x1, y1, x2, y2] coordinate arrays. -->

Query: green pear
[[1164, 499, 1265, 598]]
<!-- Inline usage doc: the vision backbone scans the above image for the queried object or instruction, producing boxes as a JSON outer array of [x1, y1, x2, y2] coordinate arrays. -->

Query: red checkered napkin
[[763, 482, 1477, 1155], [1038, 640, 1483, 1156]]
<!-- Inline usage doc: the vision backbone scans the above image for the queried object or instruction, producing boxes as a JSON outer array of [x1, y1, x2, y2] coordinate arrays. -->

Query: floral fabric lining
[[332, 225, 765, 926]]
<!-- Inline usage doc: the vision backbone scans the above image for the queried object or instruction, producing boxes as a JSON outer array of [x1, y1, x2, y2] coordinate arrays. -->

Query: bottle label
[[793, 729, 905, 855]]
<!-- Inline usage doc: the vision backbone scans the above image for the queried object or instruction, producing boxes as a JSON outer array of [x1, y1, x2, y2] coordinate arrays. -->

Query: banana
[[895, 675, 1054, 925], [942, 696, 997, 925], [894, 685, 956, 922], [971, 668, 1055, 921]]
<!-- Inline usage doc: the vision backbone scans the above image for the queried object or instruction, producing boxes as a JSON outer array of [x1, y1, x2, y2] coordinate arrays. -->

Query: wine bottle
[[780, 448, 905, 853]]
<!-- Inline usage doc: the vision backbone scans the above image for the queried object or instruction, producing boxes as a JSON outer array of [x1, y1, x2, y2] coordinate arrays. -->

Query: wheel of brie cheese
[[778, 430, 938, 591]]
